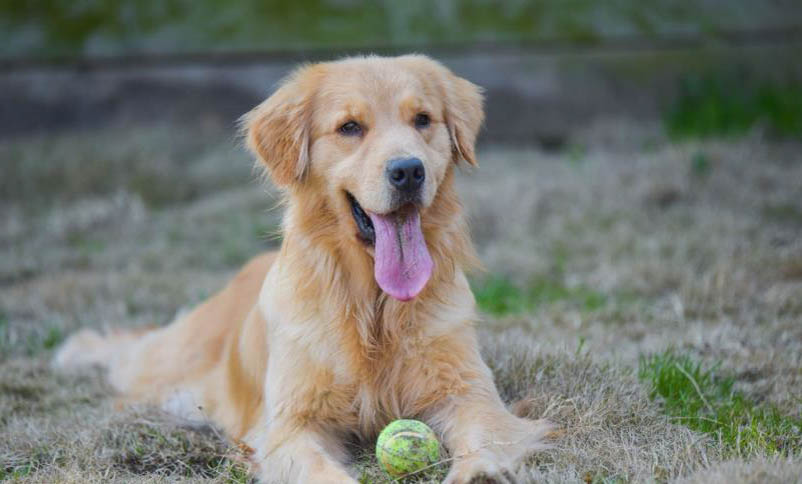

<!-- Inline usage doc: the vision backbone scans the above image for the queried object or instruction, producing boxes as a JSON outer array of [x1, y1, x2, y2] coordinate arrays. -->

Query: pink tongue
[[367, 209, 433, 301]]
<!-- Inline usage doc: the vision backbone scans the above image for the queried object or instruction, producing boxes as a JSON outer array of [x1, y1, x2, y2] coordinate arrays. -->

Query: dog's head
[[244, 55, 483, 301]]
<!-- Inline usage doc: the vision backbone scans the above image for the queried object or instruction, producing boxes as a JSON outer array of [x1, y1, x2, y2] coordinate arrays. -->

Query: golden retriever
[[55, 54, 550, 483]]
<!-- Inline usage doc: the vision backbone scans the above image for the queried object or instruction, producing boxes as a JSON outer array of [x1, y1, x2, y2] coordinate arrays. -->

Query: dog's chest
[[335, 337, 468, 437], [268, 286, 477, 437]]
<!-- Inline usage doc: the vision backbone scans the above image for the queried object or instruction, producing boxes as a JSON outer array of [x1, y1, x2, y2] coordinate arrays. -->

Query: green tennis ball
[[376, 419, 440, 478]]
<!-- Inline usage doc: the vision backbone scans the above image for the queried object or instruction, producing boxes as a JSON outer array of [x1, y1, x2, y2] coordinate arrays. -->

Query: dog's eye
[[414, 113, 430, 129], [339, 121, 363, 136]]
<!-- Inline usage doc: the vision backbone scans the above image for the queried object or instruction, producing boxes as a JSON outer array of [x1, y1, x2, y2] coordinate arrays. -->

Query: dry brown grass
[[1, 120, 801, 482]]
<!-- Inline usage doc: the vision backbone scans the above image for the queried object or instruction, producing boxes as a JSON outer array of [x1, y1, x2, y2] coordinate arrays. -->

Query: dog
[[55, 54, 550, 483]]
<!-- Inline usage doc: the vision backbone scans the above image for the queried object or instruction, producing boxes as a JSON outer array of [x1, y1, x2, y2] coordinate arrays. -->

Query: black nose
[[386, 157, 425, 193]]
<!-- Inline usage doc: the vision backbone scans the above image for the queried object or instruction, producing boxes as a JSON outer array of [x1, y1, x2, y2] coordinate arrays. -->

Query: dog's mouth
[[347, 192, 375, 246], [346, 192, 433, 301]]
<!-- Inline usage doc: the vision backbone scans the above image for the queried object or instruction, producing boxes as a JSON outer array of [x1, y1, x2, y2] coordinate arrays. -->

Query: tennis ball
[[376, 419, 440, 478]]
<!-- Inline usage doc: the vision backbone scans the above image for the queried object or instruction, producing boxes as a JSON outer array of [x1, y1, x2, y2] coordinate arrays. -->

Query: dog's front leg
[[430, 380, 551, 484], [249, 423, 357, 484]]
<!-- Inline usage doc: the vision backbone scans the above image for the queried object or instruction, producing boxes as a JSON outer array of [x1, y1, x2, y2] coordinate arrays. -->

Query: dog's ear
[[242, 65, 321, 186], [443, 71, 484, 167]]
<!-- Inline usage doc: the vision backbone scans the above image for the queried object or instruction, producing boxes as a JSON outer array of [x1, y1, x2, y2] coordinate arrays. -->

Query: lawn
[[1, 119, 801, 482]]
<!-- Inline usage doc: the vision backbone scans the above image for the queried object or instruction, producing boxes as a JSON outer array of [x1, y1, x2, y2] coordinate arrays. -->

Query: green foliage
[[0, 315, 65, 358], [0, 0, 568, 57], [20, 325, 64, 356], [762, 203, 802, 225], [473, 276, 606, 316], [638, 351, 802, 456], [41, 327, 64, 351], [690, 151, 712, 178], [665, 76, 802, 139], [473, 277, 528, 315], [1, 462, 33, 480], [0, 0, 773, 58]]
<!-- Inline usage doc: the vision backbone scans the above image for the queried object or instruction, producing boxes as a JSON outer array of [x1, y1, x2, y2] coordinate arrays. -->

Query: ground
[[1, 120, 801, 482]]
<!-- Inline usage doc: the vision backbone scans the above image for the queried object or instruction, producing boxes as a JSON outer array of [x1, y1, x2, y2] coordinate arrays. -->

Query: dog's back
[[54, 252, 276, 438]]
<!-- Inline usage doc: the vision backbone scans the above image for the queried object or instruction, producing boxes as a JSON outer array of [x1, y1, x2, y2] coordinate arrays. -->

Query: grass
[[473, 276, 606, 316], [665, 76, 802, 139], [2, 122, 802, 481], [762, 203, 802, 226], [1, 320, 65, 361], [0, 125, 252, 210], [1, 407, 255, 482], [354, 449, 449, 483], [639, 351, 802, 457], [689, 152, 712, 179]]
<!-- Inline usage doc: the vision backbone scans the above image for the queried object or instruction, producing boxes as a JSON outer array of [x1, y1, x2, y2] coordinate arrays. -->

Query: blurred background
[[2, 1, 802, 205], [1, 1, 802, 482]]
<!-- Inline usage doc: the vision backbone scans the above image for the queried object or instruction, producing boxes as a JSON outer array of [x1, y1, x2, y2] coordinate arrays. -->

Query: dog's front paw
[[443, 454, 517, 484]]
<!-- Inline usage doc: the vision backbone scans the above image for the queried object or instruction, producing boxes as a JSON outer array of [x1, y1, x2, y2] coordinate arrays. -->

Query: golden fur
[[55, 55, 550, 483]]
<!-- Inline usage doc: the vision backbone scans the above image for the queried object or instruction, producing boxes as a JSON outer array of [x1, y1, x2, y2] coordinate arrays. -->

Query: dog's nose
[[386, 157, 425, 194]]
